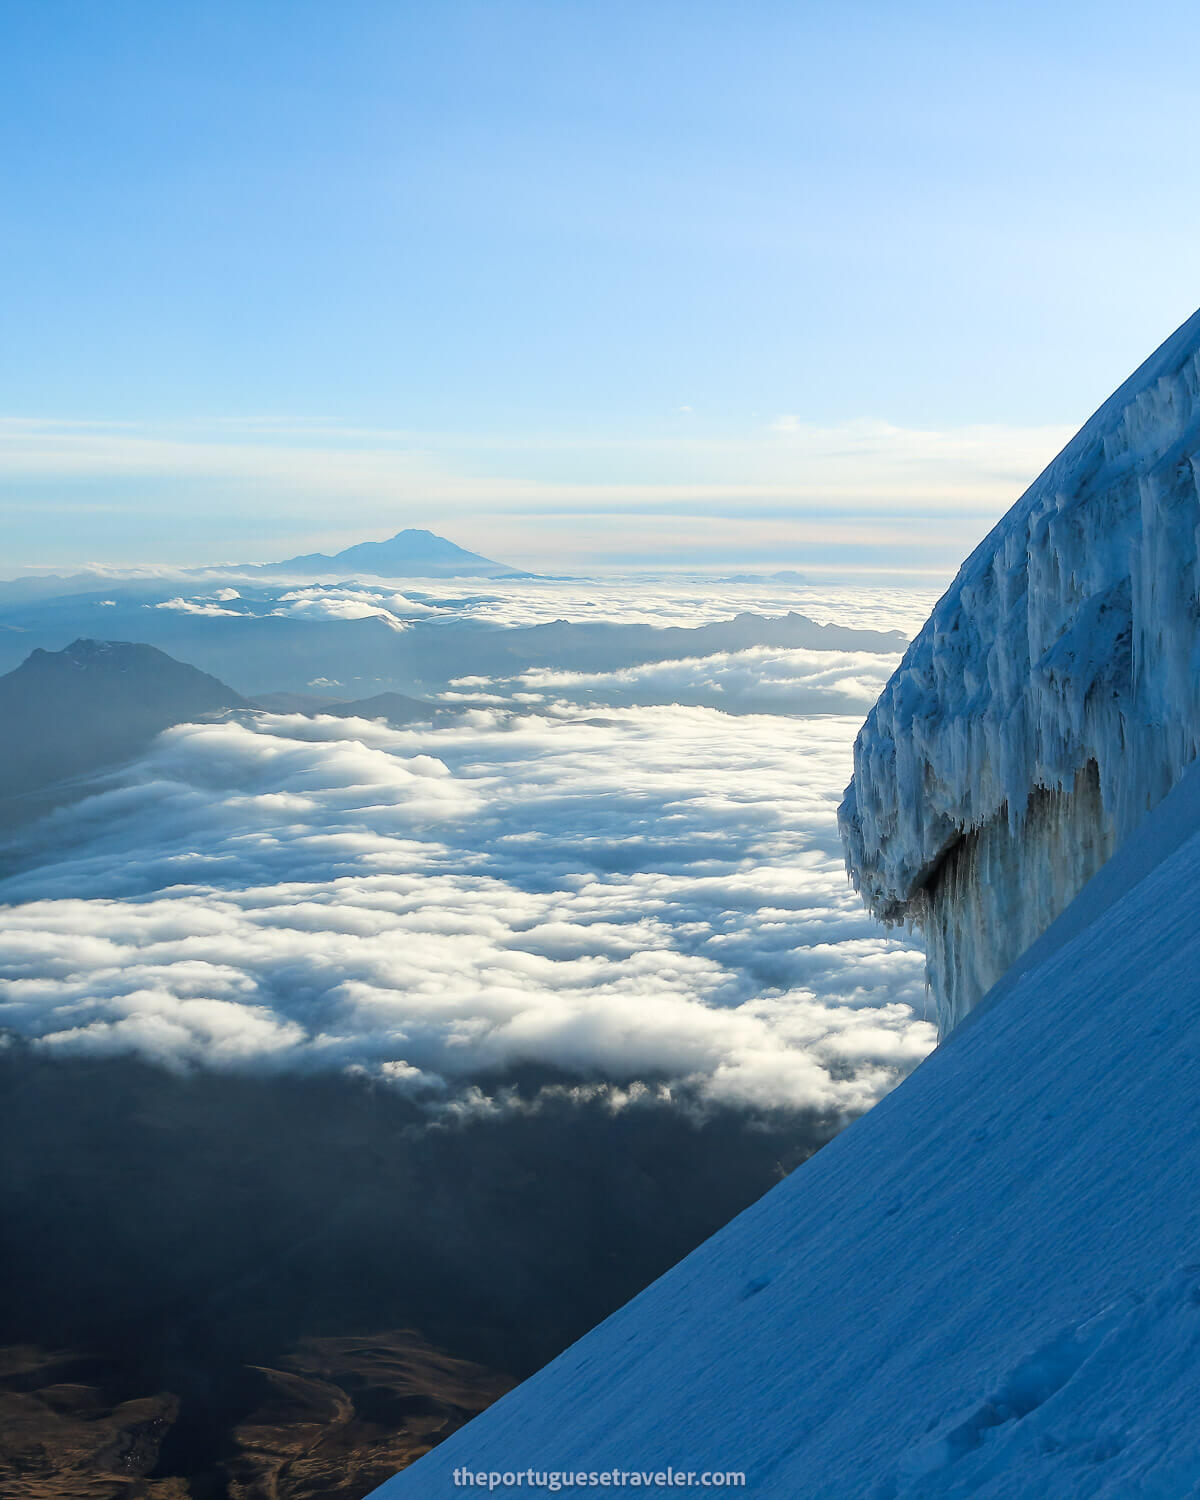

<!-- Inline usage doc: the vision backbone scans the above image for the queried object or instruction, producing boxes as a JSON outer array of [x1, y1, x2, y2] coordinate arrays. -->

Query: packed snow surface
[[372, 756, 1200, 1498], [840, 307, 1200, 1028]]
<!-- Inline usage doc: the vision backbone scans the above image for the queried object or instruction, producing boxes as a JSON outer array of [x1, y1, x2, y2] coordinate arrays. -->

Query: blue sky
[[3, 0, 1199, 572]]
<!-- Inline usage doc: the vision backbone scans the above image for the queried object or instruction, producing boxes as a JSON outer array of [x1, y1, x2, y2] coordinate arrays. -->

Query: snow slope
[[371, 756, 1200, 1498], [840, 307, 1200, 1030]]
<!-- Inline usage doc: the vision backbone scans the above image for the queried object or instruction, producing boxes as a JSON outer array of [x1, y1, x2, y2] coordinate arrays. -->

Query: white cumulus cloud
[[0, 702, 933, 1114]]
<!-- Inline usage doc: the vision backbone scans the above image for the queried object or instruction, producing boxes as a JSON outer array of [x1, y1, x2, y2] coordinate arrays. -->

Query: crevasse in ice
[[840, 307, 1200, 1033]]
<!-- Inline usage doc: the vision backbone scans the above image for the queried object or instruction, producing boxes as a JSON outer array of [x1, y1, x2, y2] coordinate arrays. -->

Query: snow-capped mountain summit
[[370, 309, 1200, 1498], [841, 306, 1200, 1032]]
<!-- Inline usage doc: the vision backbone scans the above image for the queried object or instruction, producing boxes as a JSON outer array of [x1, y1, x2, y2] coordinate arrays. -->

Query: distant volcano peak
[[260, 528, 533, 580]]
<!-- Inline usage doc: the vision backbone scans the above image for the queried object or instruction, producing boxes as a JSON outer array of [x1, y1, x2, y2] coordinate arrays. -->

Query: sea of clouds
[[148, 573, 938, 634], [0, 575, 939, 1122]]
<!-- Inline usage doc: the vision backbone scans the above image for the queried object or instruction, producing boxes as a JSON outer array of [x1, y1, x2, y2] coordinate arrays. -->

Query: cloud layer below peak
[[0, 700, 932, 1115]]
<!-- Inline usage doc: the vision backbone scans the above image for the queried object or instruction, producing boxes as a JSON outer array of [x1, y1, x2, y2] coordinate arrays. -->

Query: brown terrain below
[[0, 1332, 513, 1500]]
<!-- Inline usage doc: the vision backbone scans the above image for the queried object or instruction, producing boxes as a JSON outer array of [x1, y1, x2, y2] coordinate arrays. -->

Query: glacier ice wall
[[840, 307, 1200, 1032]]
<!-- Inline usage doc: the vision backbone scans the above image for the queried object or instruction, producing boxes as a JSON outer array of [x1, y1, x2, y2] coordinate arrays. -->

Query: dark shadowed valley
[[0, 1050, 831, 1498]]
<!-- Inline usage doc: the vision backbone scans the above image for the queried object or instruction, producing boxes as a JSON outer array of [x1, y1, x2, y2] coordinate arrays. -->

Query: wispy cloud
[[154, 597, 244, 617], [0, 414, 1072, 571]]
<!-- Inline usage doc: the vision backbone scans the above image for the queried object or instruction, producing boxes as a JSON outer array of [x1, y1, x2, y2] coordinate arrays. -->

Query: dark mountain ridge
[[0, 606, 908, 697], [0, 638, 248, 800]]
